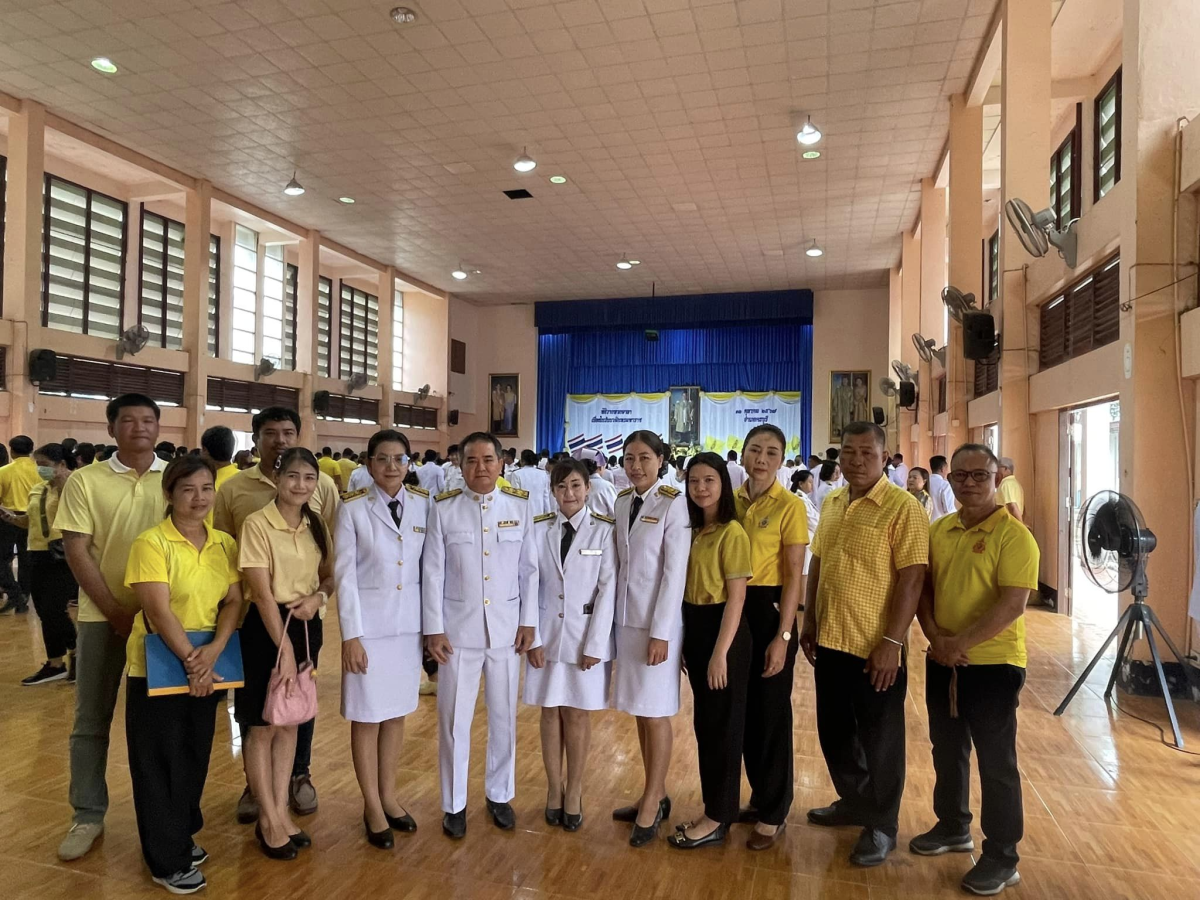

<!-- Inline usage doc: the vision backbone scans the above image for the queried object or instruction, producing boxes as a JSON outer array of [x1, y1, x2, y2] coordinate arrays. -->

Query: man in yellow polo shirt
[[317, 447, 342, 491], [996, 457, 1025, 523], [0, 434, 43, 613], [337, 447, 357, 492], [912, 443, 1038, 896], [200, 426, 239, 529], [800, 422, 928, 868]]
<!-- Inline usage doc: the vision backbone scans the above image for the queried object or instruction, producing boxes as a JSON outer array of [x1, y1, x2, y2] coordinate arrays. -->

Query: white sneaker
[[152, 866, 206, 894], [57, 821, 104, 861]]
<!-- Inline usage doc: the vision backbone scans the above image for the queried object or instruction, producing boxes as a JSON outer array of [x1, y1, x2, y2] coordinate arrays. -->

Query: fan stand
[[1054, 567, 1193, 748]]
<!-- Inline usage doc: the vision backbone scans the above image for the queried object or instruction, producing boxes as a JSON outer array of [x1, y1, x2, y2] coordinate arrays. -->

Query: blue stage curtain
[[536, 324, 814, 457]]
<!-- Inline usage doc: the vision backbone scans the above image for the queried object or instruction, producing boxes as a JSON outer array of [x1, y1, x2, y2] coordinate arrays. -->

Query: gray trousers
[[69, 620, 129, 824]]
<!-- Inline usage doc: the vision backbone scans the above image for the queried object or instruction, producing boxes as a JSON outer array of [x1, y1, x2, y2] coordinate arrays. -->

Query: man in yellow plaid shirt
[[800, 422, 929, 868]]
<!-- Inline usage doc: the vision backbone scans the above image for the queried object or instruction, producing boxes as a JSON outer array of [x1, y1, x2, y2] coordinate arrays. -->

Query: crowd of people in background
[[0, 406, 1033, 897]]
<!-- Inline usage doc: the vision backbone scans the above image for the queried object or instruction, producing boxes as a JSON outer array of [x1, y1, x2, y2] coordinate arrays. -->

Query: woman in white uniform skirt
[[525, 458, 616, 832], [335, 429, 429, 850], [611, 430, 691, 846]]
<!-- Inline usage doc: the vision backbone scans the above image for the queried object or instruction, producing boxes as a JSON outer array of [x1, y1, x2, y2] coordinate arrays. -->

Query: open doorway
[[1062, 400, 1121, 624]]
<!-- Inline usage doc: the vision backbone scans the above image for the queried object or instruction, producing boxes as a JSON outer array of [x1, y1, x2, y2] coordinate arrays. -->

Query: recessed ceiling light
[[90, 57, 118, 74], [513, 147, 537, 173], [802, 150, 821, 160], [390, 6, 417, 24], [283, 171, 305, 196], [805, 239, 824, 258], [796, 116, 822, 146], [549, 175, 567, 184], [451, 268, 468, 280], [629, 259, 641, 265], [616, 255, 633, 270], [338, 196, 355, 204]]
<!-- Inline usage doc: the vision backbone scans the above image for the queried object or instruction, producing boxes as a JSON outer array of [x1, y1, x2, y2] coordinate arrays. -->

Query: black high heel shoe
[[629, 803, 664, 848], [255, 824, 298, 861], [668, 822, 729, 850], [546, 784, 564, 826], [385, 811, 417, 833], [287, 829, 312, 849], [613, 795, 671, 823], [364, 815, 394, 850], [562, 802, 584, 833]]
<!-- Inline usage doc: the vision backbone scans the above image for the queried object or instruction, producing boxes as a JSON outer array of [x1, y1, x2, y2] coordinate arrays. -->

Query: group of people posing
[[7, 396, 1038, 898]]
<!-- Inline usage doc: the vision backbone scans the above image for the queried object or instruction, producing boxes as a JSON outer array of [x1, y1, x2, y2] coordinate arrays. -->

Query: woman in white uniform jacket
[[611, 430, 690, 847], [525, 458, 616, 833], [335, 430, 428, 850]]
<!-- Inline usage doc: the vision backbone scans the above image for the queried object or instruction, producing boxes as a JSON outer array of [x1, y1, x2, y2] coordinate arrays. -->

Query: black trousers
[[0, 519, 29, 603], [814, 646, 907, 837], [682, 601, 752, 824], [29, 551, 78, 659], [125, 677, 221, 878], [741, 585, 798, 825], [926, 659, 1025, 867]]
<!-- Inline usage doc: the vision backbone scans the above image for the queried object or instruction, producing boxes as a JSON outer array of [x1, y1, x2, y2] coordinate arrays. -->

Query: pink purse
[[262, 609, 318, 727]]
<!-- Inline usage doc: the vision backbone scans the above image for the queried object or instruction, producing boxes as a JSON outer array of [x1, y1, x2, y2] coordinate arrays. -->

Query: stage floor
[[2, 604, 1200, 900]]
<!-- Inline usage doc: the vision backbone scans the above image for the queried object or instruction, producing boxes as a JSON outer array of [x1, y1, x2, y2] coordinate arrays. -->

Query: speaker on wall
[[28, 349, 57, 383], [872, 406, 885, 426], [448, 409, 460, 426], [898, 382, 917, 409], [312, 390, 331, 414], [963, 312, 997, 360]]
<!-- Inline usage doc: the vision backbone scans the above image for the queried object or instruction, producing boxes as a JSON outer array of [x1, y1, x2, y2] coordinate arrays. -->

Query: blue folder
[[145, 631, 244, 697]]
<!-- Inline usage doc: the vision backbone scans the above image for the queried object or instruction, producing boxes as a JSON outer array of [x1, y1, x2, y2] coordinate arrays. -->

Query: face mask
[[37, 466, 56, 481]]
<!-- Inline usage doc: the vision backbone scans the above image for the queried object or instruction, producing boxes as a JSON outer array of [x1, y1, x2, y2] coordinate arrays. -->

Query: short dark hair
[[74, 442, 96, 466], [819, 460, 839, 482], [930, 455, 948, 474], [201, 426, 235, 463], [727, 450, 738, 460], [745, 424, 786, 452], [951, 443, 1000, 468], [9, 435, 34, 456], [447, 444, 460, 455], [520, 449, 538, 466], [321, 446, 332, 456], [368, 429, 411, 459], [106, 393, 161, 425], [461, 432, 502, 457], [840, 421, 887, 450], [807, 454, 822, 467], [551, 458, 590, 488], [684, 452, 737, 530], [252, 406, 301, 437], [424, 449, 439, 463], [343, 447, 353, 455], [795, 469, 813, 488], [34, 442, 77, 470], [61, 438, 78, 453], [893, 453, 904, 462]]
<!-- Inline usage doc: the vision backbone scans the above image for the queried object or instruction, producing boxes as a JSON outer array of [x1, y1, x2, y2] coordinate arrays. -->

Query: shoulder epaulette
[[657, 485, 681, 499], [343, 489, 368, 502], [501, 485, 529, 499], [405, 483, 429, 498], [534, 512, 556, 523], [590, 512, 615, 524], [435, 489, 462, 502], [617, 487, 634, 497]]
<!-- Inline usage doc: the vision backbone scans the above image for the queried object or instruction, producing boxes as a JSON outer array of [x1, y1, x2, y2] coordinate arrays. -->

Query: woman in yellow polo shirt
[[237, 447, 334, 860], [123, 456, 243, 895], [668, 452, 752, 851], [732, 424, 809, 849]]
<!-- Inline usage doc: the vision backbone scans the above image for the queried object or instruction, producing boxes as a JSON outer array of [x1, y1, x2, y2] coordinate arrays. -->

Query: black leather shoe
[[613, 796, 671, 823], [629, 804, 664, 848], [385, 811, 417, 833], [849, 827, 897, 867], [545, 807, 563, 826], [442, 810, 467, 839], [255, 824, 297, 861], [807, 801, 863, 828], [486, 799, 515, 830], [364, 816, 394, 850], [562, 804, 583, 832], [287, 829, 311, 849], [737, 806, 760, 824], [668, 822, 729, 850]]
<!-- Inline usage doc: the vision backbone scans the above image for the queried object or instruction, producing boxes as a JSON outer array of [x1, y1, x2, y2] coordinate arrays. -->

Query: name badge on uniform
[[497, 520, 519, 528], [579, 548, 602, 556], [640, 516, 659, 524], [413, 526, 426, 534]]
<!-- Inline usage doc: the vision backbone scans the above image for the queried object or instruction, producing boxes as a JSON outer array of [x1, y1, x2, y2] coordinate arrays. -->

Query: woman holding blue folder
[[124, 456, 243, 895]]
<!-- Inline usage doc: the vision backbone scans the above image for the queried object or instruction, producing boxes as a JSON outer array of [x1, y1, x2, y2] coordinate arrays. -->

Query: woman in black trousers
[[668, 453, 752, 850]]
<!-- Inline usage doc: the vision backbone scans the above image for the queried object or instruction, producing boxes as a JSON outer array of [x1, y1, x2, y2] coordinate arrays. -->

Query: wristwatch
[[779, 630, 792, 642], [317, 591, 329, 620]]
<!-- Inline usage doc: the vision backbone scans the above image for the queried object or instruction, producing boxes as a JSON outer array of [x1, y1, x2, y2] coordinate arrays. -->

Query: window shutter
[[284, 263, 298, 372], [317, 276, 332, 378], [208, 234, 220, 357], [40, 355, 183, 405], [1039, 298, 1067, 369], [1067, 276, 1095, 357], [1092, 258, 1120, 347], [139, 210, 185, 349], [207, 376, 299, 413]]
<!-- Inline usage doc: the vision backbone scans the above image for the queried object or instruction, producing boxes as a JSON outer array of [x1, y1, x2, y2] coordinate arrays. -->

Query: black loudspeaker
[[312, 390, 331, 414], [872, 406, 885, 425], [28, 349, 57, 383], [963, 312, 997, 360], [898, 382, 917, 409], [448, 409, 460, 426]]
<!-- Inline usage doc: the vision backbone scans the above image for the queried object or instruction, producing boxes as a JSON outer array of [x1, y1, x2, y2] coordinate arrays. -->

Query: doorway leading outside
[[1063, 400, 1121, 626]]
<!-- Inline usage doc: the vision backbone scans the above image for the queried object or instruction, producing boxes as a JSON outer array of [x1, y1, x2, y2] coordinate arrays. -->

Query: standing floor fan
[[1054, 490, 1194, 747]]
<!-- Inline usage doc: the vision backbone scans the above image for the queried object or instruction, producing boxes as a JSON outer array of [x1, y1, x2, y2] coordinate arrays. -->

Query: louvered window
[[0, 154, 7, 317], [208, 234, 220, 357], [394, 403, 437, 429], [317, 276, 332, 377], [392, 291, 404, 391], [988, 229, 999, 307], [262, 244, 285, 368], [1037, 255, 1120, 371], [1049, 107, 1082, 231], [318, 393, 379, 424], [284, 263, 298, 372], [1095, 69, 1122, 201], [973, 344, 1000, 398], [1039, 296, 1067, 368], [139, 210, 185, 349], [38, 354, 183, 405], [231, 225, 257, 365], [206, 376, 299, 413], [338, 282, 378, 383], [42, 176, 127, 339]]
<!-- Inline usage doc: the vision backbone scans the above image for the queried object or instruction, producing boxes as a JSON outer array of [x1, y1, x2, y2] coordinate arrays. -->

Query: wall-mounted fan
[[891, 359, 916, 384], [912, 333, 946, 367], [254, 358, 276, 381], [879, 377, 899, 398], [941, 285, 978, 322], [415, 383, 431, 402], [1004, 197, 1078, 268], [346, 372, 369, 393], [115, 325, 150, 360]]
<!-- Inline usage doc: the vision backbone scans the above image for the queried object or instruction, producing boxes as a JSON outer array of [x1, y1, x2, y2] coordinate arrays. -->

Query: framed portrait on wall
[[490, 374, 520, 436], [668, 386, 701, 450], [829, 371, 871, 442]]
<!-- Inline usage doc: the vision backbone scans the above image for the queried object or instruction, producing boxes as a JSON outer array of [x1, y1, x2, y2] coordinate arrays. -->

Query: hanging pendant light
[[283, 170, 305, 196]]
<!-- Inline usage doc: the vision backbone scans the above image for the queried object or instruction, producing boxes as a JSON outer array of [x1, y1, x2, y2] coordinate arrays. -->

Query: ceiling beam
[[966, 6, 1003, 107], [981, 77, 1097, 108], [44, 112, 196, 190]]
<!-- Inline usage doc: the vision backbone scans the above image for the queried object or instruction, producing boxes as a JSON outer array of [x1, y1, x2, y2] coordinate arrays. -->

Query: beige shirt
[[212, 462, 340, 541]]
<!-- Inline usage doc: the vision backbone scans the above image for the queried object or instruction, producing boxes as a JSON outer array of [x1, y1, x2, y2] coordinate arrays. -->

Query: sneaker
[[962, 857, 1021, 896], [191, 843, 209, 866], [67, 651, 77, 684], [0, 598, 22, 615], [289, 773, 317, 816], [235, 786, 259, 825], [909, 822, 975, 856], [152, 866, 206, 894], [419, 675, 437, 696], [57, 822, 104, 861], [22, 662, 69, 686]]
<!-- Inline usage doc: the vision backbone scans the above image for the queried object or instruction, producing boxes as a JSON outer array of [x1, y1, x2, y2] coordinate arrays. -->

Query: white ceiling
[[0, 0, 996, 304]]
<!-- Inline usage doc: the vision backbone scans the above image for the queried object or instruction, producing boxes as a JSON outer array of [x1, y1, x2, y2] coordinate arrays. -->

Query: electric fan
[[1054, 490, 1193, 747]]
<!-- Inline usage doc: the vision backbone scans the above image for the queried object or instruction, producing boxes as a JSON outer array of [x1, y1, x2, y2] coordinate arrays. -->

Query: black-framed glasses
[[949, 469, 996, 484]]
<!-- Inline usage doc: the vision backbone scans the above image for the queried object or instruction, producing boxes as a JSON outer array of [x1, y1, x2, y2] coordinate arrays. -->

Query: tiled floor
[[2, 604, 1199, 899]]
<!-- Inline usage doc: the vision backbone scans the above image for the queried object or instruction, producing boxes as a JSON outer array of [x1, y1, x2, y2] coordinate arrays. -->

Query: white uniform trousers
[[437, 645, 520, 814]]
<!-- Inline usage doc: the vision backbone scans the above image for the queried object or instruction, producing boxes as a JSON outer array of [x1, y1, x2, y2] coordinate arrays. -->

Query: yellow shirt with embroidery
[[734, 480, 809, 586], [685, 520, 753, 606], [810, 475, 929, 658], [0, 457, 42, 512], [997, 476, 1025, 515], [237, 501, 324, 606], [124, 518, 241, 677], [318, 456, 342, 488], [929, 507, 1039, 667]]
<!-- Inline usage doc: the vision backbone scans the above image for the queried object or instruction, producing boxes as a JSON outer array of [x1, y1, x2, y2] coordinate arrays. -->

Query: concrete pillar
[[899, 231, 922, 458], [1118, 0, 1200, 647], [2, 101, 46, 440], [377, 266, 396, 427], [887, 265, 902, 450], [947, 95, 984, 453], [298, 229, 320, 376], [182, 180, 212, 448], [918, 178, 947, 466], [998, 0, 1051, 502]]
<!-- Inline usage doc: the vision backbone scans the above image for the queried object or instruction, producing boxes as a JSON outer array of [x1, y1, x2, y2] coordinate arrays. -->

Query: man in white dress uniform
[[927, 455, 957, 521], [726, 451, 748, 490], [416, 449, 447, 495], [422, 433, 538, 838], [508, 450, 553, 518]]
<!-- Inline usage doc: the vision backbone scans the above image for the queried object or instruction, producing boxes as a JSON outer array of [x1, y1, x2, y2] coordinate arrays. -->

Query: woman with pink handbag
[[235, 448, 333, 860]]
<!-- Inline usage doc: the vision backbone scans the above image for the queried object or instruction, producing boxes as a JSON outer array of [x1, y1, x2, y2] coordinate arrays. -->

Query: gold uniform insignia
[[405, 483, 430, 497], [590, 512, 615, 524], [534, 512, 556, 523], [497, 519, 520, 528], [500, 486, 529, 499], [617, 487, 634, 497], [657, 485, 681, 499], [435, 489, 462, 502], [343, 489, 369, 502]]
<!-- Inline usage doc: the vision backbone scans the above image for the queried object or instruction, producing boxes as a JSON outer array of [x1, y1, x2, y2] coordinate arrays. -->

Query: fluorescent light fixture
[[513, 147, 537, 173], [802, 150, 821, 160], [90, 57, 118, 74], [796, 116, 822, 146], [549, 175, 567, 184], [629, 259, 641, 265], [616, 255, 633, 270], [283, 171, 305, 196], [451, 268, 468, 280], [338, 196, 355, 204], [805, 239, 824, 258]]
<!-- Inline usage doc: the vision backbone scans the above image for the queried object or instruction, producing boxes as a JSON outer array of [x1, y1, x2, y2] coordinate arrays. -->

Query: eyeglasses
[[371, 454, 409, 466], [949, 469, 996, 484]]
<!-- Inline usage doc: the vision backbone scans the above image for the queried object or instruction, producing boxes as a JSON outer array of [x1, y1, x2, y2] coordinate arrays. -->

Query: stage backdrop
[[700, 391, 803, 457], [564, 393, 670, 454]]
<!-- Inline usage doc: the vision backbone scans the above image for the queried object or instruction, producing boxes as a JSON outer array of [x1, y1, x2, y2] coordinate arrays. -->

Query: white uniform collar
[[109, 453, 168, 474], [466, 483, 498, 503], [557, 506, 589, 531], [633, 478, 661, 501]]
